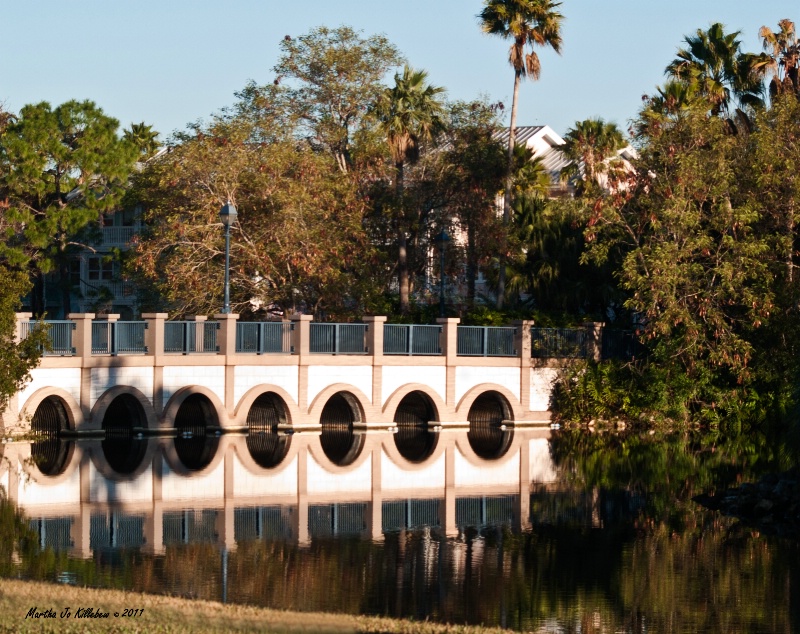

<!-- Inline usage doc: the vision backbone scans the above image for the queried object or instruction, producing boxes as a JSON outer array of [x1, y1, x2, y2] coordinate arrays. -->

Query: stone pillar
[[291, 315, 314, 412], [143, 313, 168, 360], [15, 312, 33, 344], [583, 322, 603, 362], [436, 317, 460, 409], [214, 314, 240, 420], [513, 320, 534, 414], [69, 314, 96, 424], [143, 313, 168, 417], [363, 316, 387, 412], [68, 313, 96, 360]]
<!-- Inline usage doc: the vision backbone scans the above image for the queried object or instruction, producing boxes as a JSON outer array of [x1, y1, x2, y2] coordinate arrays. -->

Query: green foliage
[[127, 114, 379, 319], [0, 100, 141, 316], [273, 25, 404, 173]]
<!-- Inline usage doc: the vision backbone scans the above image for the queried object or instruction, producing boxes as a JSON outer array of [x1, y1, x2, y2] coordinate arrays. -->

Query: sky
[[2, 1, 798, 141]]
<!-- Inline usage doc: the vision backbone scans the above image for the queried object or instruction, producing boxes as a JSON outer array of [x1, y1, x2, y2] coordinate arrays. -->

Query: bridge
[[5, 313, 608, 444]]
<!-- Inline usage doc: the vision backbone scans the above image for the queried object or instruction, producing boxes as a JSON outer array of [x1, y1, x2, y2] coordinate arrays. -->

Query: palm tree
[[478, 0, 563, 308], [665, 23, 769, 115], [373, 65, 446, 314], [124, 122, 161, 160], [560, 118, 625, 193], [759, 19, 800, 100]]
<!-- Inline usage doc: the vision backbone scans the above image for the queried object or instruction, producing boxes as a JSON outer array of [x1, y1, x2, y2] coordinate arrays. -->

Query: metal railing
[[530, 328, 588, 359], [164, 321, 219, 354], [236, 322, 292, 354], [383, 324, 442, 355], [21, 320, 75, 356], [457, 326, 516, 356], [601, 329, 640, 361], [310, 323, 368, 354], [91, 321, 147, 355]]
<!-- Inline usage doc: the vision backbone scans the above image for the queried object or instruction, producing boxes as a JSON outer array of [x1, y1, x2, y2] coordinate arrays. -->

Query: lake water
[[2, 425, 797, 633]]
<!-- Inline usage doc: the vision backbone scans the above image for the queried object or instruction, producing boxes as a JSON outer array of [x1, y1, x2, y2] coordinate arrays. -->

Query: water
[[1, 426, 797, 633]]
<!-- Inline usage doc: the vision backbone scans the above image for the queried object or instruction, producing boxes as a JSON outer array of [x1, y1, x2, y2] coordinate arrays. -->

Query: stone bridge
[[4, 313, 582, 442]]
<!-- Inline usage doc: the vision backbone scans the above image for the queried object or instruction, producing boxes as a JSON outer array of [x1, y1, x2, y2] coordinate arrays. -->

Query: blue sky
[[2, 1, 797, 140]]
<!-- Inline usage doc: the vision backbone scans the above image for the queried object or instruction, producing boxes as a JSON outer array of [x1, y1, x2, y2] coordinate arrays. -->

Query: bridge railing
[[91, 321, 148, 355], [236, 321, 293, 354], [17, 313, 639, 362], [164, 321, 219, 354], [456, 326, 516, 357], [21, 320, 76, 356], [530, 328, 588, 359], [383, 324, 442, 355], [309, 323, 368, 354]]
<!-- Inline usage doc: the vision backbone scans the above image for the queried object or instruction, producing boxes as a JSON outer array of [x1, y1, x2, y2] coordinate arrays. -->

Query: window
[[69, 260, 81, 286], [88, 257, 114, 281]]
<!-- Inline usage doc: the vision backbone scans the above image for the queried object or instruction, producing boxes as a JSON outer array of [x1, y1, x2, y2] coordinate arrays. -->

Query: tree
[[0, 100, 140, 316], [127, 115, 378, 319], [584, 107, 777, 420], [665, 23, 770, 115], [478, 0, 563, 308], [124, 122, 161, 160], [759, 19, 800, 100], [560, 118, 626, 193], [272, 26, 404, 173], [372, 65, 446, 314]]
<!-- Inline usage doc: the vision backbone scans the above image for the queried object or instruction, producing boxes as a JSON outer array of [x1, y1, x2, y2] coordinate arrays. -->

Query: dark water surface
[[2, 427, 797, 633]]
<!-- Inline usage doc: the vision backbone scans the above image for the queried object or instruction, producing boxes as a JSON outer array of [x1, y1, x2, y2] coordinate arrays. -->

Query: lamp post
[[434, 229, 450, 318], [219, 202, 237, 314]]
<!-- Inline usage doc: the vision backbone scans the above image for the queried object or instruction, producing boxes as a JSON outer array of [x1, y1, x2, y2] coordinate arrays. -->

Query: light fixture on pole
[[434, 229, 450, 318], [219, 201, 237, 314]]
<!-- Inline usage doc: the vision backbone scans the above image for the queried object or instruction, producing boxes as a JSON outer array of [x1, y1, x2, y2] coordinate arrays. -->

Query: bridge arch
[[27, 393, 76, 477], [19, 388, 81, 433], [315, 390, 366, 467], [462, 388, 515, 460], [91, 386, 158, 432], [244, 391, 293, 469], [95, 391, 152, 475], [234, 384, 300, 427], [389, 389, 440, 463], [162, 389, 223, 472]]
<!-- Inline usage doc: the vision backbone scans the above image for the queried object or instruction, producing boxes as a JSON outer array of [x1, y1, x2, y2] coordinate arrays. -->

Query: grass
[[0, 579, 511, 634]]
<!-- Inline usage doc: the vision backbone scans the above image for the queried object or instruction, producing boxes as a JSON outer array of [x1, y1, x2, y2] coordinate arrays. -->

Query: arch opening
[[173, 394, 219, 470], [393, 391, 438, 462], [319, 392, 364, 466], [101, 394, 148, 474], [466, 391, 514, 459], [30, 396, 72, 476], [246, 392, 292, 468]]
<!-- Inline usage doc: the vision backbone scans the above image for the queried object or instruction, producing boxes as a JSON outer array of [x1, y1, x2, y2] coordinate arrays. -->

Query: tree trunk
[[498, 70, 522, 309], [467, 214, 476, 305], [396, 161, 410, 314], [59, 261, 72, 318]]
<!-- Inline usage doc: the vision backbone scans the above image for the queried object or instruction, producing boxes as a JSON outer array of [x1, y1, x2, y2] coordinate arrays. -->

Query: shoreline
[[0, 578, 510, 634]]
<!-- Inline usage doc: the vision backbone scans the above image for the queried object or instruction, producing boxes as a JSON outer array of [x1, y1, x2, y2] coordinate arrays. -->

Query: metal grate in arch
[[101, 394, 147, 474], [466, 392, 514, 459], [393, 391, 438, 462], [319, 392, 364, 466], [246, 392, 292, 468], [30, 397, 71, 476], [174, 394, 219, 470]]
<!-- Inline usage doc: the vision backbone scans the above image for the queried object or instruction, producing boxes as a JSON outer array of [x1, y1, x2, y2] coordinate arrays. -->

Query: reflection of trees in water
[[4, 427, 799, 632], [2, 490, 797, 632]]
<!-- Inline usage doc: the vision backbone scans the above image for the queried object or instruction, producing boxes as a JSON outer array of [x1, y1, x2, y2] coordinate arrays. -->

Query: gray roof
[[493, 126, 571, 181]]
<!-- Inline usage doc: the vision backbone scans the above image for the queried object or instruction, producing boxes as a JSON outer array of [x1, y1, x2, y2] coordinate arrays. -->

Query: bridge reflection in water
[[3, 425, 555, 557]]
